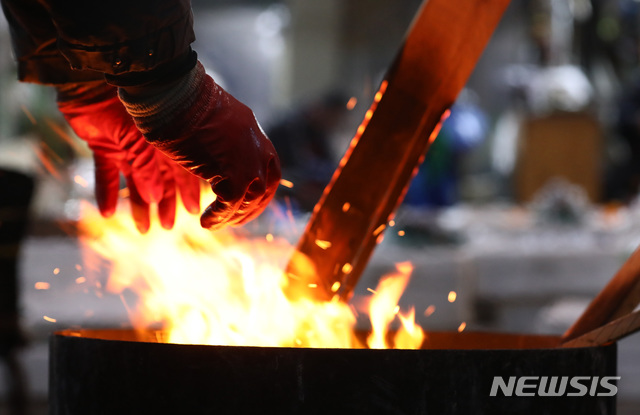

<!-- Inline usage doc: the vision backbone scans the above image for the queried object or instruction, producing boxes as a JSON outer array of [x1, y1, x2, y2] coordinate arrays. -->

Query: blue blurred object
[[404, 101, 488, 207]]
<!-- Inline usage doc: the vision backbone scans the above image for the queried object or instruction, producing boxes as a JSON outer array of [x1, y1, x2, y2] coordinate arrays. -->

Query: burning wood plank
[[286, 0, 511, 301]]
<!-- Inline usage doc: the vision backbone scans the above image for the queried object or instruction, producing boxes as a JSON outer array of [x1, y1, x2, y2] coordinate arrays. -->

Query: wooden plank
[[562, 309, 640, 348], [286, 0, 511, 301], [563, 245, 640, 342]]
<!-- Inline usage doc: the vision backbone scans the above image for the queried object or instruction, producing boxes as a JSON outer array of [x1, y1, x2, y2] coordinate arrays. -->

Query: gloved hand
[[57, 83, 201, 232], [119, 62, 281, 230]]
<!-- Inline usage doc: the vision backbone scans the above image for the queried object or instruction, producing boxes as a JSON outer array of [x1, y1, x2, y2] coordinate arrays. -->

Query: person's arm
[[47, 0, 280, 230], [1, 0, 201, 232], [2, 0, 280, 230]]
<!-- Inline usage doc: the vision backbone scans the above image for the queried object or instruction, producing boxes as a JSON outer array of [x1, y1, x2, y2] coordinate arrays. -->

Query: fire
[[367, 262, 425, 349], [77, 192, 425, 349]]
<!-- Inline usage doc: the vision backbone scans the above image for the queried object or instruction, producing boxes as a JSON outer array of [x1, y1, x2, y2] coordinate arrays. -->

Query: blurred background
[[2, 0, 640, 413]]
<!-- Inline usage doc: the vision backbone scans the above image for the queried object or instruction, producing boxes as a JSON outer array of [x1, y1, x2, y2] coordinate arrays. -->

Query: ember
[[77, 192, 424, 349]]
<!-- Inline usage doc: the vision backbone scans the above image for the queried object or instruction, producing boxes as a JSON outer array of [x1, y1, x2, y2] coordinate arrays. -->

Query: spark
[[458, 322, 467, 332], [39, 140, 63, 164], [398, 230, 405, 236], [428, 109, 451, 145], [315, 240, 332, 249], [75, 264, 82, 271], [75, 277, 86, 284], [74, 175, 88, 188], [43, 316, 57, 323], [284, 196, 297, 232], [279, 179, 294, 188], [346, 97, 357, 110], [53, 268, 60, 275], [373, 224, 386, 237], [45, 118, 84, 153], [389, 220, 395, 227], [394, 305, 400, 315], [448, 291, 457, 303], [342, 202, 351, 212], [424, 305, 436, 317], [35, 282, 50, 290], [119, 294, 134, 317], [33, 146, 61, 180], [307, 283, 318, 288], [331, 281, 341, 292], [367, 288, 377, 295], [364, 109, 373, 121], [21, 105, 37, 125], [265, 233, 274, 242], [379, 80, 389, 94], [342, 263, 353, 274], [286, 272, 301, 281]]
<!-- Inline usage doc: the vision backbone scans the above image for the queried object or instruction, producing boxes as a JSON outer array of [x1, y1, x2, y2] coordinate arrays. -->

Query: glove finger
[[128, 143, 164, 205], [93, 155, 120, 218], [228, 174, 279, 226], [157, 161, 177, 230], [124, 176, 151, 234], [200, 196, 243, 230], [172, 162, 201, 214], [203, 171, 279, 229], [231, 197, 270, 226], [226, 191, 273, 227]]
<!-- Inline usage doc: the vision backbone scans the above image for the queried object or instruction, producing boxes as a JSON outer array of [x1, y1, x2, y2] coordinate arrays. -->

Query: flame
[[367, 262, 425, 349], [77, 193, 425, 349], [395, 308, 425, 349]]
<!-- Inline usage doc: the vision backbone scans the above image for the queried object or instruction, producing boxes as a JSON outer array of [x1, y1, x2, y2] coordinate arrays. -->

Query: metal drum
[[49, 329, 617, 414]]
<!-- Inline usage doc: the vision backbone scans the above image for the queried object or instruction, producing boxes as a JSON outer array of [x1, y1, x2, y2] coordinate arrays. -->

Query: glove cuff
[[118, 61, 206, 139]]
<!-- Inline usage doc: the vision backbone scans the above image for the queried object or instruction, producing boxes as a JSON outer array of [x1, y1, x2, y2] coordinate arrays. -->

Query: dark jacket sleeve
[[1, 0, 195, 85]]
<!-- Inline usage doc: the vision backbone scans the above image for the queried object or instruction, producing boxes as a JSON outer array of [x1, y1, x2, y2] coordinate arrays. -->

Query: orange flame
[[77, 193, 425, 349], [367, 262, 425, 349]]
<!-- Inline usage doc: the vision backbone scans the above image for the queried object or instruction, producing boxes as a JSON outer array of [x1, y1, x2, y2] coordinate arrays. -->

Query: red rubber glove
[[120, 62, 281, 230], [57, 84, 201, 232]]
